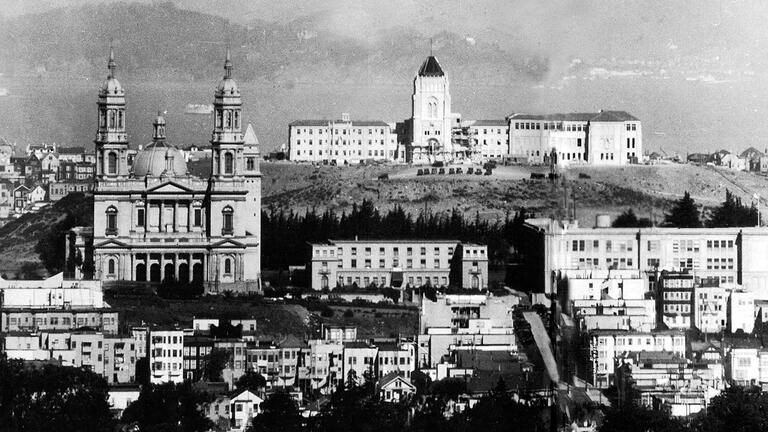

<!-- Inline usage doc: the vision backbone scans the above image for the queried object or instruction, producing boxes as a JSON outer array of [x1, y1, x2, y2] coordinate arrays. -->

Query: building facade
[[523, 218, 768, 297], [508, 111, 642, 166], [288, 116, 400, 164], [89, 49, 261, 292], [308, 240, 488, 291]]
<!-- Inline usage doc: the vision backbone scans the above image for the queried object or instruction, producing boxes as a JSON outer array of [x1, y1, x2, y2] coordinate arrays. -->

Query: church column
[[174, 253, 179, 281], [239, 254, 244, 281], [130, 254, 135, 280], [173, 201, 178, 232], [188, 254, 194, 283], [159, 201, 164, 232]]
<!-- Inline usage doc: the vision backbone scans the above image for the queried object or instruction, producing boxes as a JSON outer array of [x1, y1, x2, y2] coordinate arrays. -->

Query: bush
[[343, 309, 354, 318], [320, 306, 334, 317]]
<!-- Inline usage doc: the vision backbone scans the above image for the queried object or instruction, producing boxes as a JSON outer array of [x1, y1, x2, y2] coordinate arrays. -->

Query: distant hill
[[0, 2, 547, 84]]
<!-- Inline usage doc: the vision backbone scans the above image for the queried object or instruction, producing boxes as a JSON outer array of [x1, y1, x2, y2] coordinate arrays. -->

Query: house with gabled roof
[[376, 372, 415, 402]]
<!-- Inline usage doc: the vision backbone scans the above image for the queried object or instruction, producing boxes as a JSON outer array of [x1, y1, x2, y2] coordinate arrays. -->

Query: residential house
[[229, 389, 263, 432], [377, 372, 416, 403]]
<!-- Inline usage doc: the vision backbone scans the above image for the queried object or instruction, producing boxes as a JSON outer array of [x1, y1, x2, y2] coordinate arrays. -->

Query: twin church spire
[[94, 48, 247, 180]]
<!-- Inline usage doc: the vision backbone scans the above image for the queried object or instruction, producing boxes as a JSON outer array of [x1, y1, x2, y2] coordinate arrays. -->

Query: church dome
[[132, 141, 187, 177]]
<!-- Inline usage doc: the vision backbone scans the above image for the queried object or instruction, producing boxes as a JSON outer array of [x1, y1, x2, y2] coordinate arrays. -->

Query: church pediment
[[210, 238, 245, 248], [94, 239, 130, 248], [146, 181, 193, 194]]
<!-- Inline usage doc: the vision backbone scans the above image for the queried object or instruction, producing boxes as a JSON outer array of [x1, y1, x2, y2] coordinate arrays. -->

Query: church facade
[[90, 49, 261, 292]]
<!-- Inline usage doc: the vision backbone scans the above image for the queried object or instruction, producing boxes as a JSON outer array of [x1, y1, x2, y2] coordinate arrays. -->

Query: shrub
[[343, 309, 354, 318]]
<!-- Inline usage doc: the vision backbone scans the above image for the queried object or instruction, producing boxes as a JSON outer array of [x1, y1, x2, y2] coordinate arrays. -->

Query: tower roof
[[216, 48, 239, 96], [418, 56, 445, 77], [100, 48, 123, 96]]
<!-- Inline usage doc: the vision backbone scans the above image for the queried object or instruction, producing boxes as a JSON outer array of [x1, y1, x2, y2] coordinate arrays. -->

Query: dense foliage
[[121, 381, 213, 432], [0, 355, 114, 432], [665, 191, 702, 228], [261, 200, 517, 271], [707, 189, 759, 227], [612, 208, 653, 227]]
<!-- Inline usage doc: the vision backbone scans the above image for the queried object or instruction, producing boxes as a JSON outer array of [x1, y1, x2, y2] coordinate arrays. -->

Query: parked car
[[417, 169, 424, 176], [438, 168, 445, 175], [467, 167, 474, 174], [448, 168, 455, 174]]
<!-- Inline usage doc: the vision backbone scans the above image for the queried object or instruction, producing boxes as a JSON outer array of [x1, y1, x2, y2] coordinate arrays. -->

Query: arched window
[[225, 110, 232, 128], [224, 152, 234, 174], [117, 110, 124, 128], [216, 110, 223, 128], [99, 110, 106, 128], [234, 111, 240, 129], [222, 206, 234, 234], [108, 152, 117, 174], [224, 258, 232, 275], [108, 110, 115, 128], [106, 206, 118, 234], [246, 157, 255, 171], [108, 258, 116, 275]]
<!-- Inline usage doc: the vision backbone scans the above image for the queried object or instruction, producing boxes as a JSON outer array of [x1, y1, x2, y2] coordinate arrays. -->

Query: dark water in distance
[[0, 75, 766, 156]]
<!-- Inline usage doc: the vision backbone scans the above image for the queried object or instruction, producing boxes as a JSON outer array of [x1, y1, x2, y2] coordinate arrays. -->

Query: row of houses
[[686, 147, 768, 172]]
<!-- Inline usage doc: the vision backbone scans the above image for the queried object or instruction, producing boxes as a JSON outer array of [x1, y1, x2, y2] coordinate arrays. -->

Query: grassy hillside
[[0, 192, 92, 278]]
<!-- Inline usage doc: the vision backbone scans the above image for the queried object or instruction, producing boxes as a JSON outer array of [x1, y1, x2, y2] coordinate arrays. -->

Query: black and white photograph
[[0, 1, 767, 431]]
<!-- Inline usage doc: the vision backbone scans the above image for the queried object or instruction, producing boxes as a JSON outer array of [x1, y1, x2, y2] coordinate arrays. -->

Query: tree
[[612, 209, 653, 228], [599, 402, 686, 432], [121, 381, 213, 432], [203, 348, 230, 382], [0, 355, 115, 432], [248, 390, 302, 432], [664, 191, 702, 228], [707, 189, 759, 227], [690, 386, 768, 432], [236, 370, 267, 393]]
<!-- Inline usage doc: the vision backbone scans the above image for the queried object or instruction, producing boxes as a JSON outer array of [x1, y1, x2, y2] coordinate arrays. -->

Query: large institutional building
[[88, 49, 261, 292], [287, 54, 642, 166], [520, 217, 768, 299], [308, 240, 489, 291]]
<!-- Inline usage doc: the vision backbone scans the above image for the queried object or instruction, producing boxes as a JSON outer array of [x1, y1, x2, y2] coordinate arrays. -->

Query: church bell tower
[[95, 48, 129, 180]]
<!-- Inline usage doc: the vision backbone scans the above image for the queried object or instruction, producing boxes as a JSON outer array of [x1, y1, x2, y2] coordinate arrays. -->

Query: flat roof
[[312, 239, 484, 246]]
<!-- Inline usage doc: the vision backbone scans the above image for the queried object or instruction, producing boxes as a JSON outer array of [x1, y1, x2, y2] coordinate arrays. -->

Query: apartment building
[[308, 240, 488, 291], [658, 272, 695, 330], [694, 284, 730, 333], [587, 329, 686, 388], [288, 116, 400, 164], [729, 289, 756, 334], [149, 329, 185, 384], [343, 341, 379, 385], [375, 342, 416, 380], [418, 293, 518, 368]]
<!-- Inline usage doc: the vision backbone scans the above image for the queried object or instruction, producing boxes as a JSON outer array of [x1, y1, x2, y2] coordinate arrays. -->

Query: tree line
[[261, 199, 520, 272], [613, 189, 759, 228]]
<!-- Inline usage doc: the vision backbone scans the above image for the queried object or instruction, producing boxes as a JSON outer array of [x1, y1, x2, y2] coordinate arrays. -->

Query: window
[[222, 206, 234, 234], [246, 157, 255, 171], [224, 258, 232, 275], [194, 208, 202, 227], [106, 206, 118, 234], [108, 258, 116, 275], [224, 152, 234, 174], [137, 208, 145, 227], [108, 152, 117, 174]]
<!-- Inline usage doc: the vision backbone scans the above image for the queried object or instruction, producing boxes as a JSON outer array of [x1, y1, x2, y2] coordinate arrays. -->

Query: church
[[88, 49, 261, 292]]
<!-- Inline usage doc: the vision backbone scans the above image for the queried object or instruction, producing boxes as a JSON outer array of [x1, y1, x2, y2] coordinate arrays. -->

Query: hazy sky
[[3, 0, 766, 70]]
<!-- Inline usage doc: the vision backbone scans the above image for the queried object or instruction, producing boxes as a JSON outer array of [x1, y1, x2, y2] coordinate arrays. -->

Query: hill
[[5, 162, 768, 278], [0, 2, 546, 84]]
